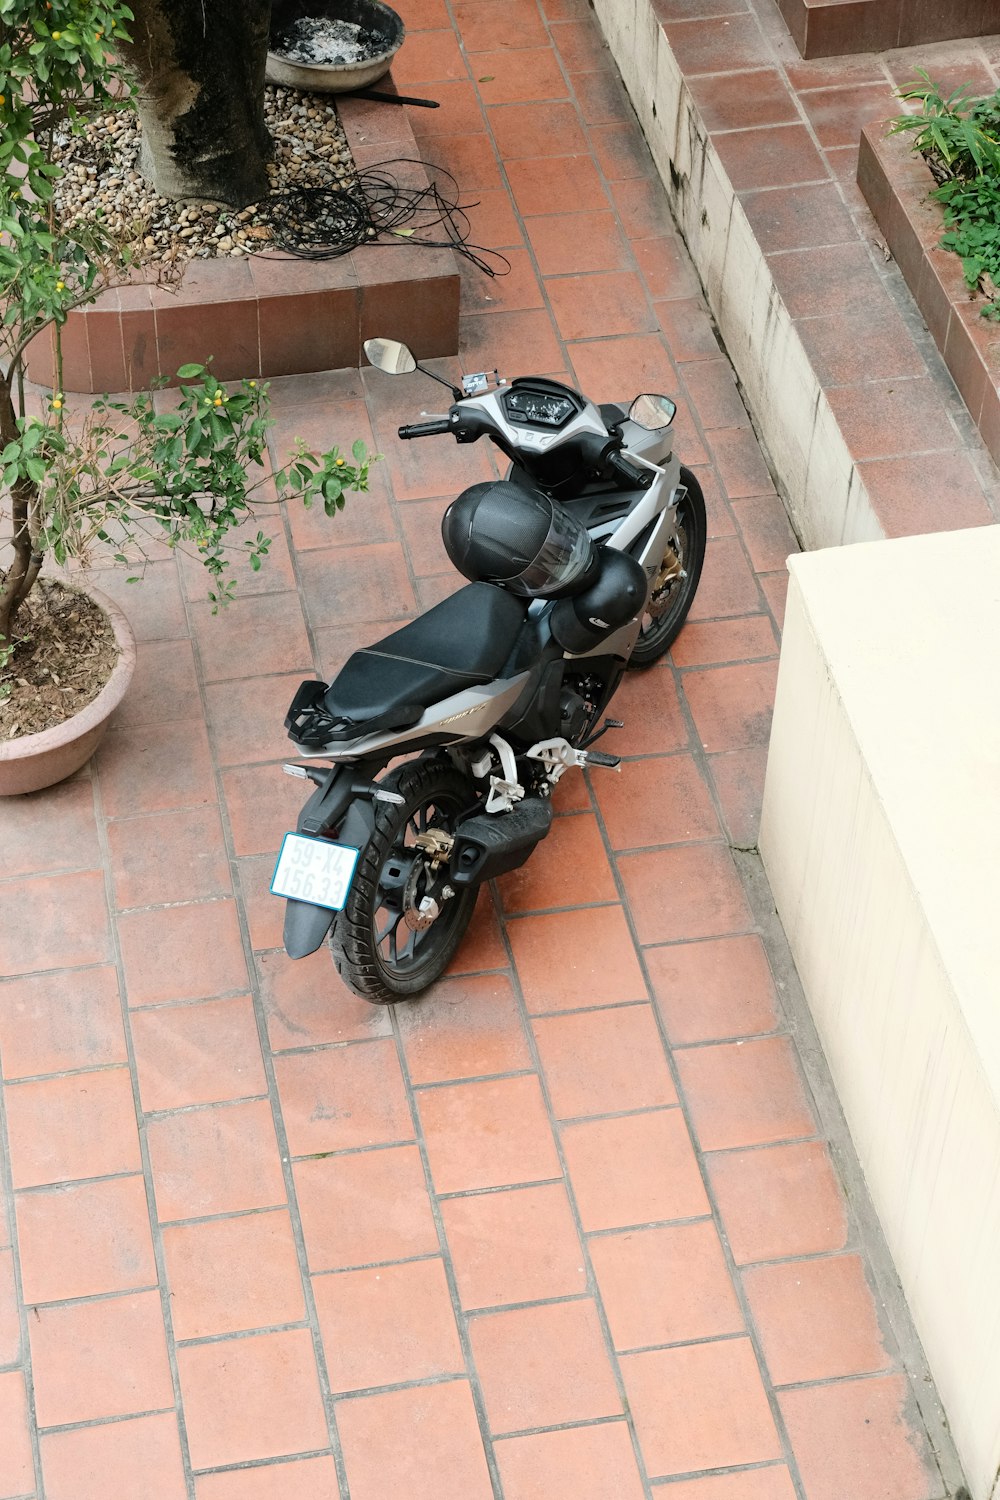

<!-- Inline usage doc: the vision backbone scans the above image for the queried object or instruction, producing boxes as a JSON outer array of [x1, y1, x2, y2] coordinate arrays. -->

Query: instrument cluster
[[502, 387, 579, 430]]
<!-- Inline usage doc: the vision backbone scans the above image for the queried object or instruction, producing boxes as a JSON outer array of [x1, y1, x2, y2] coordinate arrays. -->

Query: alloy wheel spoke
[[398, 924, 416, 961], [376, 907, 400, 948]]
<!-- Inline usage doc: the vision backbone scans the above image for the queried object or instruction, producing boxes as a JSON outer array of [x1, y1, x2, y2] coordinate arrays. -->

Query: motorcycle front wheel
[[331, 758, 479, 1004], [628, 466, 707, 667]]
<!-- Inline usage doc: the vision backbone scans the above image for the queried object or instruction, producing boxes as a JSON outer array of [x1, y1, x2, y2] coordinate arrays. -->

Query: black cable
[[254, 157, 511, 277]]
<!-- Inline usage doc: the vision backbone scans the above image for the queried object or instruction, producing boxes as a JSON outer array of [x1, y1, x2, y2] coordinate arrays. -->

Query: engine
[[559, 675, 600, 744]]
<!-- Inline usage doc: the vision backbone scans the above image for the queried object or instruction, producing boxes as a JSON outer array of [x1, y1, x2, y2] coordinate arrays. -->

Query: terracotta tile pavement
[[0, 0, 962, 1494]]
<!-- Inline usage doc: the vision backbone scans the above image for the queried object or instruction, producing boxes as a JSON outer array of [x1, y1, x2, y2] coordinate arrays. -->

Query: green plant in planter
[[0, 0, 371, 733], [890, 69, 1000, 320]]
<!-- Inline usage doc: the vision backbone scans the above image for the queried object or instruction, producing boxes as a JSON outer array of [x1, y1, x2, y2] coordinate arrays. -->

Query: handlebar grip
[[607, 447, 651, 488], [398, 418, 452, 439]]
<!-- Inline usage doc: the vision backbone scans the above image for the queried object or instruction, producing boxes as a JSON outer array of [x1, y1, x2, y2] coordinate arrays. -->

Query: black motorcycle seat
[[320, 582, 529, 739]]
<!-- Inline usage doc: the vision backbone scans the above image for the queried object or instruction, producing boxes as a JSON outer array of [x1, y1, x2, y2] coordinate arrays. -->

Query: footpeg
[[583, 749, 621, 770], [581, 717, 624, 748]]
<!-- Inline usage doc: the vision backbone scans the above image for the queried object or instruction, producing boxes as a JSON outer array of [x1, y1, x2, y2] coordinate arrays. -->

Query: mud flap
[[282, 899, 336, 959]]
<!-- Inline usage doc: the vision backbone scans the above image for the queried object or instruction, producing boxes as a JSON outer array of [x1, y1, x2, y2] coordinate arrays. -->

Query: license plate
[[270, 832, 360, 911]]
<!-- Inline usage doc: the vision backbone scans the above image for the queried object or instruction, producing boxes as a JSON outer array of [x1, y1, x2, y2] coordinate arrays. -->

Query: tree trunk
[[121, 0, 274, 208], [0, 374, 42, 650]]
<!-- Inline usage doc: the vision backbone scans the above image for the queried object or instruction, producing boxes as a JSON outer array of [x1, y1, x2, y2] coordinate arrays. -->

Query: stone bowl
[[267, 0, 405, 93]]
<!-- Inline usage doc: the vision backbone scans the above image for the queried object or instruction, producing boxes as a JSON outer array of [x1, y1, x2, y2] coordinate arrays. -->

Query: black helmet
[[441, 480, 599, 599]]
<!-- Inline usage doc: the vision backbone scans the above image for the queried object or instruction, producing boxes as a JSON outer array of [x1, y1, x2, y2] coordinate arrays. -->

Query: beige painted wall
[[759, 528, 1000, 1500]]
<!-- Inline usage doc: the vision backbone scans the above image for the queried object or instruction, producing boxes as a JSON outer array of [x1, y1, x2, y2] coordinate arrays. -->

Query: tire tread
[[330, 759, 477, 1004]]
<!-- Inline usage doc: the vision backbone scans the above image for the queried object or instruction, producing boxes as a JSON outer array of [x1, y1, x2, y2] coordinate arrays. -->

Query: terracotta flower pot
[[0, 582, 137, 796]]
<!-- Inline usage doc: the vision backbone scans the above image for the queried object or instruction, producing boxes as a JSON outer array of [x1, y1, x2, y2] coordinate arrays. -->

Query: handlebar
[[398, 418, 453, 439], [396, 409, 655, 489], [607, 447, 652, 488]]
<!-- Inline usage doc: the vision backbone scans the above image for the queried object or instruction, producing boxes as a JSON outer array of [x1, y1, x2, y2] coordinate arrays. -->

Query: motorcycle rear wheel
[[628, 466, 707, 667], [331, 759, 479, 1004]]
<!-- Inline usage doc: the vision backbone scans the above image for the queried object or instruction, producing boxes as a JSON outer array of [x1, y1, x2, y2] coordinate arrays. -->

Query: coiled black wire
[[255, 157, 510, 277]]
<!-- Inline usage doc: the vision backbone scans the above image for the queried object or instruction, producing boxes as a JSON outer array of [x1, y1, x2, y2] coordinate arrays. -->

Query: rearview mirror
[[628, 393, 677, 431], [363, 338, 417, 375]]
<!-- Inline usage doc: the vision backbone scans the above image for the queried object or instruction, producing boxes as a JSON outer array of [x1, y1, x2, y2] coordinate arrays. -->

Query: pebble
[[51, 85, 356, 262]]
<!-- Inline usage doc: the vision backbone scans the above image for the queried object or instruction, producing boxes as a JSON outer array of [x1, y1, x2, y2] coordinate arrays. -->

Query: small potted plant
[[0, 0, 370, 793]]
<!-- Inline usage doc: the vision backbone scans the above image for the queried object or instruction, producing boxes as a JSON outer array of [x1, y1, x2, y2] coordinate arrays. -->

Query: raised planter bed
[[859, 120, 1000, 469], [778, 0, 1000, 60], [26, 88, 460, 393]]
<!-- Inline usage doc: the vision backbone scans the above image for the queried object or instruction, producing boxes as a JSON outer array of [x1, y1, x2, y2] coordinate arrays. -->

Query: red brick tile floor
[[0, 2, 973, 1497]]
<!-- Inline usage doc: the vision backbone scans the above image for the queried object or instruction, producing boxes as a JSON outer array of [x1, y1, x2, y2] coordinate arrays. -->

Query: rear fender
[[282, 785, 377, 960]]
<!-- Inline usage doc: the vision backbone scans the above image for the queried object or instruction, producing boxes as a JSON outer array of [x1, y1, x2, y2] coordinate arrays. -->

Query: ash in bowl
[[272, 15, 383, 65]]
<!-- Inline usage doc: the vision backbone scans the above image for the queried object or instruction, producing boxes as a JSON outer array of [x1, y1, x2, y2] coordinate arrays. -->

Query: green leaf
[[176, 362, 205, 379]]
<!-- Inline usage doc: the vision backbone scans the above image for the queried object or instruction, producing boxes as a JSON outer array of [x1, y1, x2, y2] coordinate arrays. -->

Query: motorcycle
[[271, 337, 707, 1003]]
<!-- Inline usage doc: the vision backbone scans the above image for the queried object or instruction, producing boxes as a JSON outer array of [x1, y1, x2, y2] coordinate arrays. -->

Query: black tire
[[331, 759, 479, 1004], [628, 466, 707, 667]]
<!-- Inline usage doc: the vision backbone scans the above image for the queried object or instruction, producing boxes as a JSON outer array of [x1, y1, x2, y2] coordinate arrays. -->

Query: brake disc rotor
[[401, 859, 438, 931], [400, 835, 454, 931]]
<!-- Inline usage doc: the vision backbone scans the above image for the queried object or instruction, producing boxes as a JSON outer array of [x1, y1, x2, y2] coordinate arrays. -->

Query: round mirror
[[363, 338, 417, 375], [628, 393, 677, 431]]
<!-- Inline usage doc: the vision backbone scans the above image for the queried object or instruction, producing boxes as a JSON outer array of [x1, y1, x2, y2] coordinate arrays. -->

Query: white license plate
[[270, 832, 360, 911]]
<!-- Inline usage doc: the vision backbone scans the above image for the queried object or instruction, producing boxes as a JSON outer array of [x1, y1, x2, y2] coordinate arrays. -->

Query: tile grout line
[[448, 0, 681, 404], [487, 874, 660, 1500], [89, 589, 201, 1500], [0, 1030, 45, 1497], [172, 520, 352, 1496], [584, 756, 814, 1499], [733, 850, 967, 1494], [188, 1447, 334, 1480], [383, 993, 508, 1499]]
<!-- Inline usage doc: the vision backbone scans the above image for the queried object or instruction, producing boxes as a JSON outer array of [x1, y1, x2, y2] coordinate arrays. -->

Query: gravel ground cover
[[51, 84, 357, 262]]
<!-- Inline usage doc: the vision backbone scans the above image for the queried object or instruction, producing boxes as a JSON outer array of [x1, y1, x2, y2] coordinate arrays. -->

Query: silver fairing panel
[[567, 453, 685, 655], [293, 672, 534, 760], [566, 617, 642, 662], [604, 456, 683, 577], [466, 387, 610, 456]]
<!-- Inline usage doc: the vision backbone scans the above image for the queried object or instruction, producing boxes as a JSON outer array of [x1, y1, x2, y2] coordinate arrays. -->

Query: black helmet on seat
[[441, 480, 599, 599]]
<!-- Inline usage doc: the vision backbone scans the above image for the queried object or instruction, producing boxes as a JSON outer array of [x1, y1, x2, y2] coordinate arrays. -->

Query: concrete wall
[[759, 528, 1000, 1500], [590, 0, 885, 550]]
